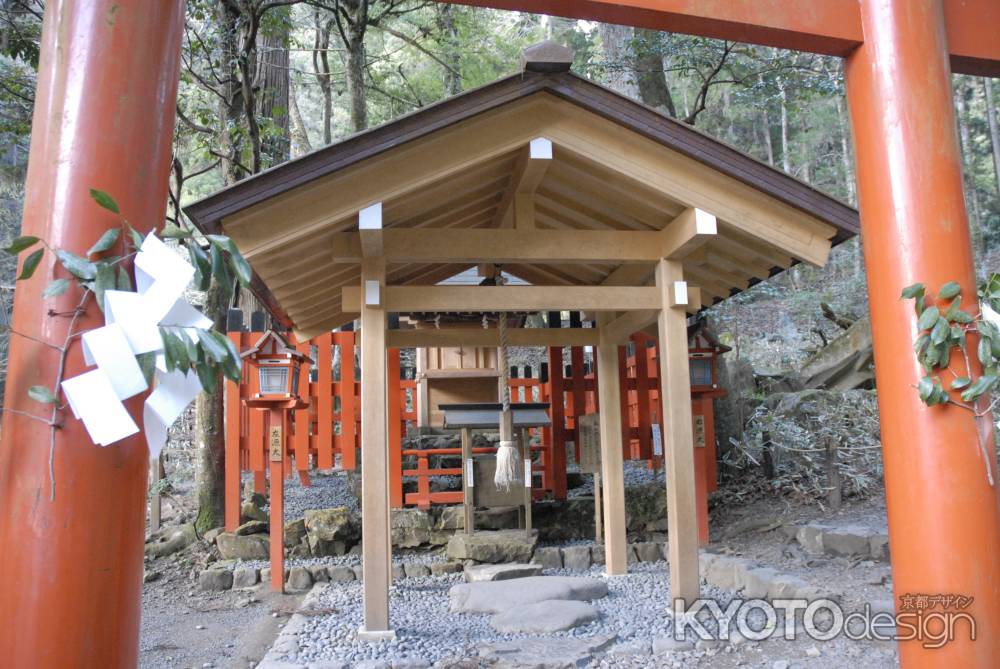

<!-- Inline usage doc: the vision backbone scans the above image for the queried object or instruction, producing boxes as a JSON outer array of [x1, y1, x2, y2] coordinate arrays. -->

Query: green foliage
[[3, 189, 250, 410], [904, 275, 1000, 408]]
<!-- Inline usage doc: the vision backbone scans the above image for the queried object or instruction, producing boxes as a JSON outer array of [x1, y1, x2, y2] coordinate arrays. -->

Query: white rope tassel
[[494, 439, 519, 491], [494, 305, 520, 491]]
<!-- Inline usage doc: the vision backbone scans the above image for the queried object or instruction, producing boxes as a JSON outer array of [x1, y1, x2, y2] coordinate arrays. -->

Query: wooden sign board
[[578, 413, 601, 474], [269, 425, 283, 461], [693, 415, 706, 448]]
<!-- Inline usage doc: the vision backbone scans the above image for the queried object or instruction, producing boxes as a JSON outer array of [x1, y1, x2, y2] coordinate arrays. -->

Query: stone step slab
[[464, 563, 543, 582], [477, 633, 616, 669], [446, 529, 538, 563], [449, 575, 609, 613], [490, 599, 599, 633]]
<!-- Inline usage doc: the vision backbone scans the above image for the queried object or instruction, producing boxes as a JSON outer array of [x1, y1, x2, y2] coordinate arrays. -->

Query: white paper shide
[[61, 233, 212, 456]]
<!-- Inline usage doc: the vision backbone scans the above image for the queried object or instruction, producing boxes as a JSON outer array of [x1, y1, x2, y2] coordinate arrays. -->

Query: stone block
[[403, 563, 431, 578], [450, 576, 608, 614], [464, 563, 542, 582], [490, 599, 599, 633], [634, 541, 661, 562], [589, 544, 605, 568], [430, 561, 463, 576], [795, 523, 827, 555], [391, 564, 406, 581], [287, 566, 313, 591], [232, 567, 259, 589], [199, 569, 233, 591], [328, 566, 356, 583], [531, 546, 563, 569], [562, 545, 592, 572], [216, 532, 270, 561], [309, 565, 330, 582], [445, 529, 538, 563]]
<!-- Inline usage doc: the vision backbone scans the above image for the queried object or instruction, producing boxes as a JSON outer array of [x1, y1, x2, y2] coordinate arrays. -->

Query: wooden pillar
[[225, 333, 243, 531], [268, 408, 285, 593], [0, 3, 184, 667], [655, 260, 699, 608], [415, 348, 430, 428], [359, 257, 394, 639], [845, 1, 1000, 665], [461, 428, 474, 534], [596, 313, 628, 575]]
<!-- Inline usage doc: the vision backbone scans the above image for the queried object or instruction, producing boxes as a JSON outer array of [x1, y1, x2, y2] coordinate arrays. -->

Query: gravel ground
[[278, 469, 359, 520], [288, 562, 705, 667]]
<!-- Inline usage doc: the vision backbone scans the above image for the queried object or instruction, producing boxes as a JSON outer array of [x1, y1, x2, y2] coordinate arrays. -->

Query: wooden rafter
[[492, 137, 553, 229]]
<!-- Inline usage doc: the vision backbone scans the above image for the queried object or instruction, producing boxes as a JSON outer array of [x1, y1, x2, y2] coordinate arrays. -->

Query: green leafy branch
[[903, 273, 1000, 483], [0, 189, 252, 499]]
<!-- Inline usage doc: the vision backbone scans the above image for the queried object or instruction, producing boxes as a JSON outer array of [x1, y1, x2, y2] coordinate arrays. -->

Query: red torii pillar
[[0, 2, 184, 668], [845, 1, 1000, 665]]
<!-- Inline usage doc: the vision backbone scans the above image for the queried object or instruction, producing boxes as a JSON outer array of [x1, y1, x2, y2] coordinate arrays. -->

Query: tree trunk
[[761, 109, 774, 166], [313, 9, 334, 145], [633, 29, 675, 117], [437, 3, 462, 96], [289, 79, 313, 158], [779, 81, 791, 174], [256, 8, 291, 168], [983, 77, 1000, 198], [799, 115, 811, 184], [194, 280, 230, 534], [597, 23, 639, 99], [836, 95, 856, 205], [955, 76, 984, 254]]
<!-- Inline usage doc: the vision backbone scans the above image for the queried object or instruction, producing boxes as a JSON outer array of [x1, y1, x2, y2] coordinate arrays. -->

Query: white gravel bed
[[281, 562, 734, 667]]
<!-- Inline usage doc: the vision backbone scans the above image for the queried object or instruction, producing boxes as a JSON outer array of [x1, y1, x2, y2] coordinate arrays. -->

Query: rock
[[309, 565, 330, 582], [232, 567, 259, 589], [241, 500, 268, 524], [328, 566, 356, 583], [449, 576, 609, 614], [773, 662, 790, 669], [477, 634, 616, 668], [703, 554, 752, 591], [260, 567, 270, 584], [652, 637, 695, 653], [869, 534, 890, 561], [143, 570, 161, 583], [145, 523, 197, 558], [634, 541, 661, 562], [304, 507, 358, 557], [203, 527, 224, 544], [474, 506, 520, 530], [284, 518, 307, 548], [390, 659, 429, 669], [216, 532, 270, 561], [624, 483, 667, 532], [391, 508, 433, 548], [490, 599, 599, 633], [235, 520, 268, 536], [437, 506, 465, 531], [533, 498, 596, 541], [446, 529, 538, 563], [287, 566, 313, 591], [352, 565, 364, 581], [607, 640, 651, 657], [464, 563, 543, 582], [626, 544, 639, 565], [823, 526, 876, 557], [531, 546, 563, 569], [796, 524, 827, 554], [391, 564, 406, 581], [199, 569, 233, 591], [562, 545, 592, 571], [429, 562, 463, 576], [589, 544, 605, 569], [403, 563, 431, 578], [741, 567, 782, 599]]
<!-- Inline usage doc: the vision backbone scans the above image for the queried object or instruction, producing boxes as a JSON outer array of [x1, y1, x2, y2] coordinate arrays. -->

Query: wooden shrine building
[[187, 42, 859, 639]]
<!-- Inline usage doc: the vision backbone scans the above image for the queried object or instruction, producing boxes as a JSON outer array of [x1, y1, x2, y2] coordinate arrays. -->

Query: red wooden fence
[[225, 329, 721, 537]]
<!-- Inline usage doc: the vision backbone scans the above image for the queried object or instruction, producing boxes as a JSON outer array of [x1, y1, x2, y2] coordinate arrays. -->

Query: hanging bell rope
[[493, 272, 519, 491]]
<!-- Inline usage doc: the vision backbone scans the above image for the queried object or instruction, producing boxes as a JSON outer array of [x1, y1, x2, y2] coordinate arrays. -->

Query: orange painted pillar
[[0, 2, 184, 667], [845, 1, 1000, 665], [269, 408, 286, 593]]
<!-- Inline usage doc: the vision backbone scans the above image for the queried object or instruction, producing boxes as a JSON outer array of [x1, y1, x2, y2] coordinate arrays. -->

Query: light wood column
[[359, 257, 394, 638], [655, 259, 700, 608], [415, 347, 430, 428], [596, 313, 628, 575]]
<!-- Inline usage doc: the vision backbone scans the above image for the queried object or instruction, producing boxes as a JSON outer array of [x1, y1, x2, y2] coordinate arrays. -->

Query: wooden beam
[[387, 327, 600, 348], [596, 313, 628, 575], [662, 207, 717, 259], [359, 202, 383, 257], [494, 137, 553, 228], [342, 285, 661, 313], [359, 257, 393, 639], [332, 228, 674, 264], [601, 310, 658, 345], [655, 259, 700, 608]]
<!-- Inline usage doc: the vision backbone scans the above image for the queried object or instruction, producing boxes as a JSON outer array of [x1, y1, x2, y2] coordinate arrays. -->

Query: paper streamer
[[61, 232, 213, 455]]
